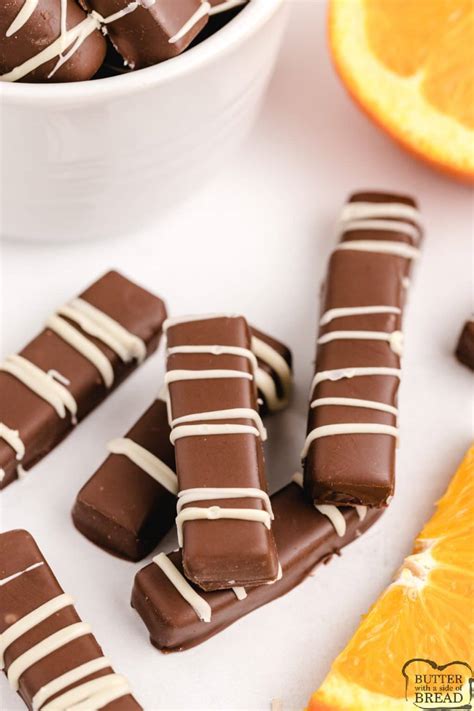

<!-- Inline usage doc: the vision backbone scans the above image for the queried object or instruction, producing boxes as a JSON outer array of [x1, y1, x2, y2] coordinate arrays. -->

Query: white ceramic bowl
[[0, 0, 287, 242]]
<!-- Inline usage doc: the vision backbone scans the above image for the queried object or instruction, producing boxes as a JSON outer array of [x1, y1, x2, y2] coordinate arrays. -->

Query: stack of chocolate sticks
[[0, 190, 422, 710], [130, 190, 422, 650]]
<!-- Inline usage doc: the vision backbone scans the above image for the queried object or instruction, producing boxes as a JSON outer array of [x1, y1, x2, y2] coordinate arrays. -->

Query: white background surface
[[1, 1, 473, 709]]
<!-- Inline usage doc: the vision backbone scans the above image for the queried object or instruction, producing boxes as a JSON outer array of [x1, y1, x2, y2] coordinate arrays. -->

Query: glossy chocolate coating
[[0, 271, 167, 489], [72, 327, 292, 561], [73, 398, 176, 561], [167, 316, 278, 590], [304, 192, 421, 508], [131, 481, 382, 652], [0, 0, 106, 82], [83, 0, 208, 70], [0, 530, 141, 710], [455, 320, 474, 371]]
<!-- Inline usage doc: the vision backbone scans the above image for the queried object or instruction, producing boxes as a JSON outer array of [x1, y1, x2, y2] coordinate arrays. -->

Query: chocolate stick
[[72, 327, 292, 561], [0, 270, 167, 489], [164, 314, 279, 590], [73, 397, 177, 562], [131, 476, 382, 652], [302, 192, 422, 507], [0, 530, 142, 710]]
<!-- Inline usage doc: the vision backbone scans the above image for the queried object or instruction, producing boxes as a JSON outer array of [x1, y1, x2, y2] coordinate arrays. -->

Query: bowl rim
[[0, 0, 285, 105]]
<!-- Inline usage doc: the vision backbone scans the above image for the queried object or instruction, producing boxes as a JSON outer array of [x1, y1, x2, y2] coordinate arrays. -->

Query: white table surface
[[1, 2, 473, 709]]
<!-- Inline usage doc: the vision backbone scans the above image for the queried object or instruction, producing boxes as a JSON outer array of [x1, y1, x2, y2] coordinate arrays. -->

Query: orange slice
[[329, 0, 474, 182], [307, 445, 474, 710]]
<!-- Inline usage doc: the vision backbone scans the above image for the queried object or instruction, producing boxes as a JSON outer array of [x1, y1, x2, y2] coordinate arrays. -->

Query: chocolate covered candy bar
[[0, 0, 106, 82], [131, 475, 381, 652], [164, 314, 279, 590], [455, 319, 474, 371], [0, 530, 141, 710], [0, 271, 166, 489], [72, 327, 292, 561], [73, 397, 176, 561], [303, 192, 422, 507], [83, 0, 209, 71]]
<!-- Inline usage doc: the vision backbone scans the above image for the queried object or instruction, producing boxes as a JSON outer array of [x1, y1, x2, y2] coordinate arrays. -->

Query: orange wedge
[[307, 445, 474, 710], [329, 1, 474, 182]]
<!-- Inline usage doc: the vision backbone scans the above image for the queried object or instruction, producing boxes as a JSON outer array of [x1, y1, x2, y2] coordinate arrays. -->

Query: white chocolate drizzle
[[255, 368, 287, 412], [291, 472, 348, 537], [314, 504, 346, 537], [97, 2, 138, 25], [165, 367, 253, 423], [168, 344, 258, 372], [302, 423, 399, 458], [311, 366, 402, 392], [0, 562, 43, 588], [320, 305, 401, 326], [40, 673, 130, 711], [0, 594, 73, 668], [168, 1, 210, 43], [165, 369, 253, 385], [172, 408, 267, 441], [163, 313, 240, 332], [317, 329, 403, 355], [310, 397, 398, 417], [170, 423, 260, 445], [5, 0, 39, 37], [59, 0, 68, 49], [107, 438, 178, 494], [355, 505, 367, 521], [0, 423, 25, 482], [46, 315, 114, 388], [232, 586, 247, 600], [32, 657, 111, 710], [176, 506, 272, 547], [251, 336, 292, 401], [336, 240, 420, 260], [7, 622, 92, 690], [209, 0, 247, 14], [0, 355, 77, 421], [153, 553, 211, 623], [340, 201, 421, 226], [177, 487, 273, 517], [338, 219, 420, 243], [47, 0, 72, 77], [57, 298, 146, 364]]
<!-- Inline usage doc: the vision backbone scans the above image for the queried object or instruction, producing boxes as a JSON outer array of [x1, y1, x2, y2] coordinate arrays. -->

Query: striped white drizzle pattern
[[165, 316, 273, 544]]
